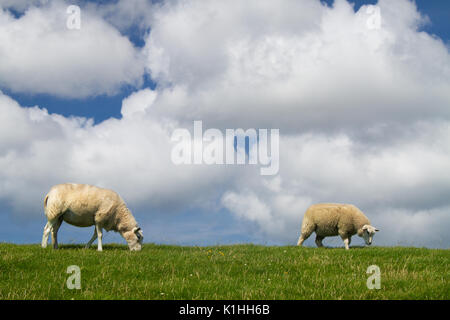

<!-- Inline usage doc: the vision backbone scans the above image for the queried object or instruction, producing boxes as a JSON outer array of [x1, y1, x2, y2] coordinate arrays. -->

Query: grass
[[0, 243, 448, 300]]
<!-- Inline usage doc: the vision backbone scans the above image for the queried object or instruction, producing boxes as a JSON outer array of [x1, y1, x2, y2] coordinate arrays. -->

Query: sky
[[0, 0, 449, 248]]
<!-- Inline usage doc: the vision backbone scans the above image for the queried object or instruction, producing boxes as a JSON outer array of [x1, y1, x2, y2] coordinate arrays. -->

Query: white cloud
[[144, 0, 450, 133], [374, 207, 450, 247], [0, 1, 145, 97], [0, 89, 241, 216], [84, 0, 154, 34], [121, 88, 157, 118], [0, 0, 48, 12], [220, 126, 450, 245]]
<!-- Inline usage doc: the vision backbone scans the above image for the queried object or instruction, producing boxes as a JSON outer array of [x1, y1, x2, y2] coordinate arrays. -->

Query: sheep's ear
[[375, 228, 380, 232]]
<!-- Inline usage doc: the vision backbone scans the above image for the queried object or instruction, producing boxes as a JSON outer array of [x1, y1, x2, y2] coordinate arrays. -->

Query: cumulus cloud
[[0, 89, 241, 216], [0, 0, 449, 247], [144, 0, 450, 133], [83, 0, 154, 34], [374, 207, 450, 247], [0, 0, 48, 12], [220, 128, 450, 246], [121, 88, 157, 118], [0, 1, 145, 97], [2, 85, 448, 247]]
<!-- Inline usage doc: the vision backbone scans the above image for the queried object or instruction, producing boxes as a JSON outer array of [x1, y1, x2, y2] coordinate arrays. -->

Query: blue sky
[[0, 0, 449, 248]]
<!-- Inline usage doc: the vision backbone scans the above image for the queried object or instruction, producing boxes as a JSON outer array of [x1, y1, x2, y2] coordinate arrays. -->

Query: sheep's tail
[[44, 195, 49, 210], [44, 193, 60, 221], [300, 210, 315, 236]]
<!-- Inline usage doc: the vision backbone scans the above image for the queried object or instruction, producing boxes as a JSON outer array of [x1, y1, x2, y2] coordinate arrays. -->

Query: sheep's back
[[47, 183, 122, 218], [305, 204, 366, 236]]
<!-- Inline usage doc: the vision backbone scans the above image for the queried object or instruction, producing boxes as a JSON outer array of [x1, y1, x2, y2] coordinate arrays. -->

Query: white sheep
[[41, 183, 143, 251], [297, 203, 379, 250]]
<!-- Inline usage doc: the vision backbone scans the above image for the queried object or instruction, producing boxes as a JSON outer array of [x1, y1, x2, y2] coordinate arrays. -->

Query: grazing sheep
[[297, 203, 379, 250], [41, 183, 143, 251]]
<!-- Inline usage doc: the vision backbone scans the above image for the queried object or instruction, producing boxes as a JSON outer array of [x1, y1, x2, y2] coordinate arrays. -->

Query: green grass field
[[0, 243, 448, 300]]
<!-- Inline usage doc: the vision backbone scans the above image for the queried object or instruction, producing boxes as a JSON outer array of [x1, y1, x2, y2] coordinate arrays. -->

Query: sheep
[[296, 203, 379, 250], [41, 183, 143, 251]]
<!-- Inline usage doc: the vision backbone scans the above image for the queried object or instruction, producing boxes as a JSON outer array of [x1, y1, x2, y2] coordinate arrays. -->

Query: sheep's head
[[123, 227, 144, 251], [361, 225, 379, 245]]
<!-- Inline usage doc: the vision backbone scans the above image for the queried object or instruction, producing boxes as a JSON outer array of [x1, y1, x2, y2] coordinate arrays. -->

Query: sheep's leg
[[96, 224, 103, 252], [298, 220, 315, 246], [45, 219, 58, 248], [85, 228, 98, 249], [41, 222, 51, 248], [315, 235, 324, 248], [297, 231, 313, 246], [343, 237, 350, 250], [51, 217, 63, 249]]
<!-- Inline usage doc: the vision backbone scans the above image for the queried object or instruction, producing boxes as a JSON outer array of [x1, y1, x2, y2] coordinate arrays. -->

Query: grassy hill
[[0, 243, 448, 300]]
